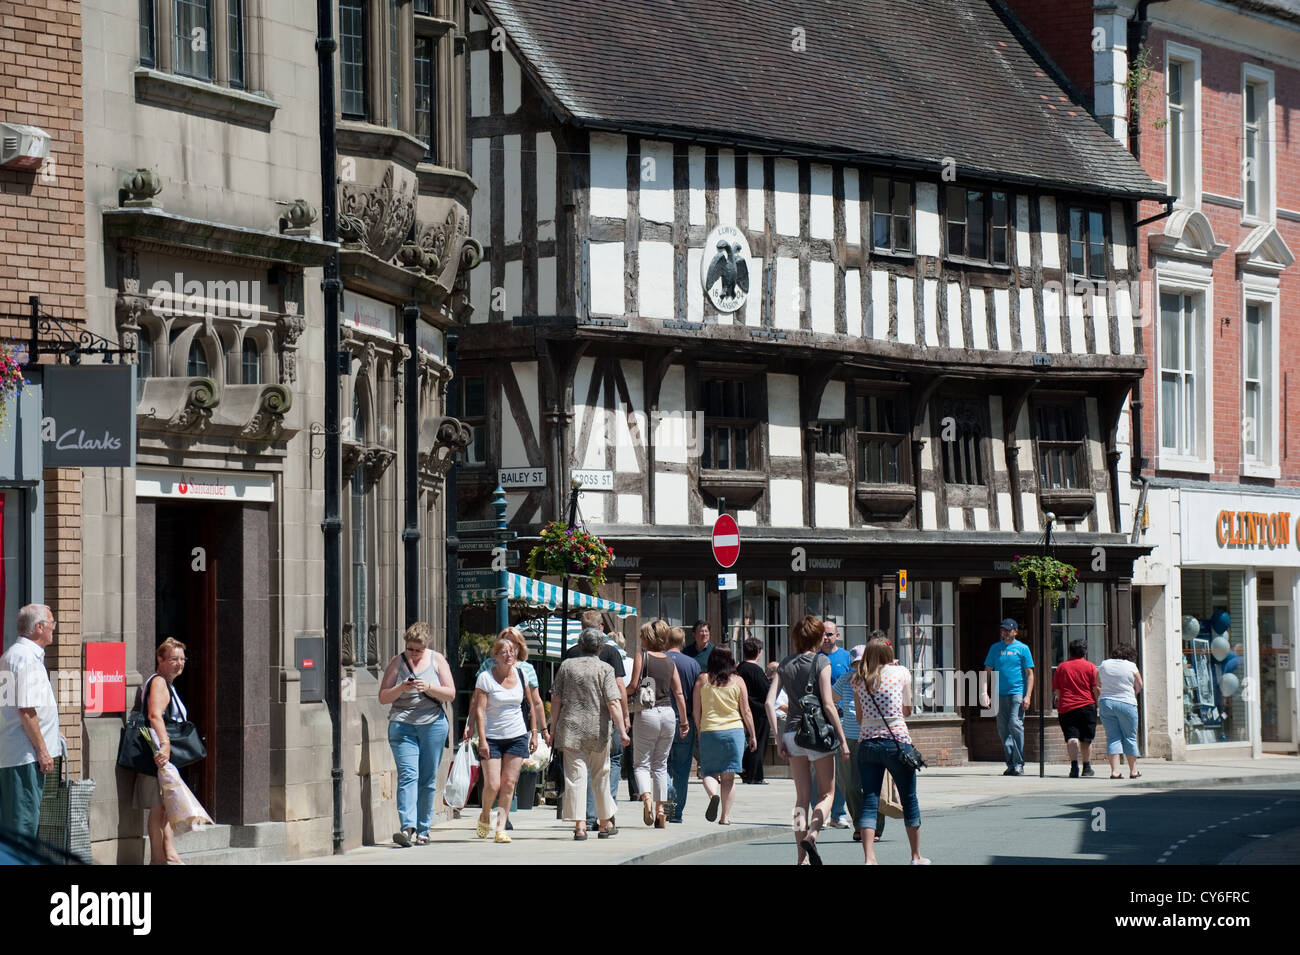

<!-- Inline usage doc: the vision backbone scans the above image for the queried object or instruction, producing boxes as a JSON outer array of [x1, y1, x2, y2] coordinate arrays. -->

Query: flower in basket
[[1009, 554, 1080, 610], [525, 521, 614, 590], [0, 343, 30, 432]]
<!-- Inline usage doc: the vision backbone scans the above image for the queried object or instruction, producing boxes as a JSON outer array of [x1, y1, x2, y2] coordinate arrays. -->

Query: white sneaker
[[829, 815, 852, 829]]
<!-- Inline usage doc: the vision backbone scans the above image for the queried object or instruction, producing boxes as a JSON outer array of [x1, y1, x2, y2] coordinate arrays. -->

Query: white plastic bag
[[443, 740, 478, 809]]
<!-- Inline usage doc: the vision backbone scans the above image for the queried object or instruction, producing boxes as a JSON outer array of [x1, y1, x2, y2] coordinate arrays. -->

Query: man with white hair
[[0, 604, 62, 837]]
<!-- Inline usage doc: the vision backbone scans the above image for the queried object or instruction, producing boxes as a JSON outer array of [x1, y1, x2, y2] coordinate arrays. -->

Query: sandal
[[414, 834, 430, 846], [475, 817, 490, 839], [573, 830, 588, 841], [1110, 774, 1123, 779], [643, 797, 655, 826], [800, 837, 823, 866], [705, 795, 720, 822], [1130, 772, 1142, 779], [598, 823, 619, 839], [494, 831, 512, 844]]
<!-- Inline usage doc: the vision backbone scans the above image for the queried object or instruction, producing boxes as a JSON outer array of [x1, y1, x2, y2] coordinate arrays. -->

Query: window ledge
[[944, 256, 1012, 273], [134, 68, 279, 130], [1157, 454, 1213, 475], [870, 248, 915, 262], [1242, 462, 1281, 480], [699, 470, 766, 506], [855, 483, 915, 519], [1038, 488, 1096, 521], [337, 120, 429, 169]]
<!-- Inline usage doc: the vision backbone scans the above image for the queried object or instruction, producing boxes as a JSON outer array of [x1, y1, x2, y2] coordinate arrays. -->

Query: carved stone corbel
[[239, 385, 293, 443], [362, 446, 396, 491], [342, 441, 365, 481], [366, 622, 378, 667], [393, 344, 411, 404], [342, 622, 355, 667], [169, 378, 219, 433], [418, 415, 471, 502]]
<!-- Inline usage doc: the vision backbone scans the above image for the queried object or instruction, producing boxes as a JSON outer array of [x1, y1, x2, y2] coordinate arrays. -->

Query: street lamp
[[1037, 511, 1056, 779]]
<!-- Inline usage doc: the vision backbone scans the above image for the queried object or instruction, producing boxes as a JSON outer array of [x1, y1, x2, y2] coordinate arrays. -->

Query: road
[[668, 783, 1300, 865]]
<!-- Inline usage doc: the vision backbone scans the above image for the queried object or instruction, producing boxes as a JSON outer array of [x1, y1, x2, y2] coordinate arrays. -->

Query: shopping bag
[[444, 740, 478, 809], [37, 755, 95, 861], [140, 728, 214, 834], [880, 773, 905, 820]]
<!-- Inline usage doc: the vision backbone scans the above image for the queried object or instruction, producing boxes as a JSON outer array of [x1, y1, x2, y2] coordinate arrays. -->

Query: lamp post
[[1038, 512, 1056, 779], [493, 485, 508, 633], [558, 477, 582, 655]]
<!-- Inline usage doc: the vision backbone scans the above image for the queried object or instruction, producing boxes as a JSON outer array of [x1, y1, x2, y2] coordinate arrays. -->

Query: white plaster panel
[[718, 149, 737, 226], [819, 380, 845, 420], [688, 247, 704, 322], [506, 493, 530, 522], [924, 279, 940, 347], [703, 506, 717, 524], [747, 155, 765, 227], [810, 164, 834, 240], [538, 256, 556, 317], [501, 379, 526, 466], [775, 258, 800, 329], [846, 270, 863, 338], [502, 50, 521, 114], [505, 260, 522, 321], [1116, 285, 1135, 355], [1021, 493, 1040, 531], [871, 271, 890, 340], [689, 146, 707, 225], [589, 132, 628, 220], [922, 491, 938, 529], [655, 365, 688, 464], [617, 360, 645, 473], [997, 492, 1015, 531], [1092, 293, 1111, 354], [915, 182, 941, 256], [618, 494, 642, 524], [515, 362, 539, 440], [770, 479, 804, 527], [948, 507, 965, 529], [1086, 399, 1105, 471], [737, 509, 758, 527], [469, 10, 488, 30], [470, 264, 490, 324], [815, 483, 850, 528], [918, 410, 933, 470], [1096, 494, 1111, 534], [993, 288, 1012, 351], [1111, 201, 1127, 269], [470, 50, 490, 117], [640, 141, 674, 224], [969, 287, 988, 350], [1043, 285, 1063, 353], [774, 159, 799, 236], [504, 135, 522, 242], [744, 258, 763, 326], [768, 374, 803, 457], [946, 282, 964, 348], [1015, 195, 1031, 266], [887, 277, 913, 345], [988, 394, 1005, 464], [844, 169, 861, 245], [574, 358, 599, 467], [471, 139, 491, 245], [1018, 287, 1037, 351], [638, 242, 673, 318], [537, 133, 556, 240], [1039, 197, 1060, 269], [1068, 292, 1088, 354], [655, 473, 688, 524], [811, 260, 835, 333], [974, 508, 990, 531], [589, 241, 626, 315]]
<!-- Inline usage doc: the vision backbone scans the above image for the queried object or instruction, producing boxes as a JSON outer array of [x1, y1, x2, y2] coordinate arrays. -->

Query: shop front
[[1176, 490, 1300, 756], [599, 533, 1142, 766]]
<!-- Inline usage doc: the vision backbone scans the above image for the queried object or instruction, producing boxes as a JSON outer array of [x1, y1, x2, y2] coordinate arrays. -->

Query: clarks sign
[[41, 365, 136, 467]]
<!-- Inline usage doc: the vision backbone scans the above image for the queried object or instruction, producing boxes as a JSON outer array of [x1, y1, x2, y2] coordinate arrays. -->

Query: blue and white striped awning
[[457, 571, 637, 619]]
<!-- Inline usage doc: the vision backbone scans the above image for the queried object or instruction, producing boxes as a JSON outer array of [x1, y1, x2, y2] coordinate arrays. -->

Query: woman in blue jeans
[[850, 636, 929, 865], [1097, 643, 1143, 778], [378, 622, 456, 846]]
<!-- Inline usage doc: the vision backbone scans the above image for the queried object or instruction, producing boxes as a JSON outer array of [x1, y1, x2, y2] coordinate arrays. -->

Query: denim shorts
[[487, 735, 530, 759]]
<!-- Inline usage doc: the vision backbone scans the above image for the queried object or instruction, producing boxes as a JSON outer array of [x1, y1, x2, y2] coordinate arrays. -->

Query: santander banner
[[85, 642, 127, 715]]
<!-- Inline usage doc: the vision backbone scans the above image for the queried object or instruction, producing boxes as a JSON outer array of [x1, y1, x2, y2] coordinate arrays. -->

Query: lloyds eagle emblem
[[701, 224, 751, 313]]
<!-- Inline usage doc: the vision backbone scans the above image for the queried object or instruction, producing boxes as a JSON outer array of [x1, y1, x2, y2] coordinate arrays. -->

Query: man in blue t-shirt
[[817, 618, 853, 826], [979, 618, 1035, 775], [665, 628, 703, 822]]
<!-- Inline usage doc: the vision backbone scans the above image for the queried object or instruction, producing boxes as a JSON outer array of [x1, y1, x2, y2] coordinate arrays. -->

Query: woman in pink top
[[850, 636, 929, 865]]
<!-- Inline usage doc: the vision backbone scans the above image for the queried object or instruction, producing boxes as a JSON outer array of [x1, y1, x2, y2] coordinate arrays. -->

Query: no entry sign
[[712, 514, 740, 568]]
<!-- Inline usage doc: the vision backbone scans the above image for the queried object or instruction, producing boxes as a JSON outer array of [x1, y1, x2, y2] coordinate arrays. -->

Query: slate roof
[[476, 0, 1166, 199], [1221, 0, 1300, 23]]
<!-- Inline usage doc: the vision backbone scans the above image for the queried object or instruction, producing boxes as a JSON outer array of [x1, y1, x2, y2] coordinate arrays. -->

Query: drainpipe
[[445, 328, 461, 729], [403, 304, 420, 629], [315, 0, 344, 856]]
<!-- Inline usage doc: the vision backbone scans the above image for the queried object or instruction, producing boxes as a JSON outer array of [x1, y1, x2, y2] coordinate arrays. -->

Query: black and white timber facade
[[457, 0, 1168, 763]]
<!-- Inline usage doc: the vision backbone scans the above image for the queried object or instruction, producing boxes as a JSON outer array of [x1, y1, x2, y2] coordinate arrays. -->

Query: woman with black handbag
[[134, 637, 201, 865], [766, 615, 848, 865], [851, 636, 930, 865]]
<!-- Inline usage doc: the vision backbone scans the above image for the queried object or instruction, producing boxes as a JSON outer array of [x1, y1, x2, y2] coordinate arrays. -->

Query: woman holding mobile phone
[[378, 622, 456, 847]]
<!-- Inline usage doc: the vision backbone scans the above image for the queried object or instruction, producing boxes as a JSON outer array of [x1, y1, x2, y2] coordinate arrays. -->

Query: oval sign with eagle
[[701, 224, 751, 313]]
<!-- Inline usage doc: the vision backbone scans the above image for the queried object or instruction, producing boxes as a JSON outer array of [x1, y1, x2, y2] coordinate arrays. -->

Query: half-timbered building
[[459, 0, 1166, 764]]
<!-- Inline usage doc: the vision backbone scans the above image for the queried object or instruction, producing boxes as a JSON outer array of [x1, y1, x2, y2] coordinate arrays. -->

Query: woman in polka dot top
[[850, 637, 930, 865]]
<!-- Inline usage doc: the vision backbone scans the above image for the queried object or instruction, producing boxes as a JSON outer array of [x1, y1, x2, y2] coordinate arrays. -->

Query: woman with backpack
[[851, 636, 929, 865], [627, 619, 689, 828], [765, 615, 849, 865]]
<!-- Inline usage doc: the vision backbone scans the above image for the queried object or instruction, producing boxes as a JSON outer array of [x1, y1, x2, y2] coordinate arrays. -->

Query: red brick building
[[0, 0, 86, 773], [1006, 0, 1300, 758]]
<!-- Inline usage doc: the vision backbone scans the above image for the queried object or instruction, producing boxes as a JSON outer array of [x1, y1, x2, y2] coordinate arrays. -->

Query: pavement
[[293, 754, 1300, 865]]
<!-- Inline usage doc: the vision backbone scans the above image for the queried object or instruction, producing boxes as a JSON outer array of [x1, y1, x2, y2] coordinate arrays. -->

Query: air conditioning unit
[[0, 122, 52, 171]]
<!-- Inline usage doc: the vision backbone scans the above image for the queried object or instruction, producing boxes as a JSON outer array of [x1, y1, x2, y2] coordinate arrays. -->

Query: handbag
[[37, 753, 95, 862], [116, 676, 207, 776], [865, 679, 927, 772], [629, 651, 657, 714], [793, 654, 839, 753]]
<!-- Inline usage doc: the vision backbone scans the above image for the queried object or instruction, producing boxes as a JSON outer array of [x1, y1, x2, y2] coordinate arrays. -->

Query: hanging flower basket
[[1009, 554, 1080, 610], [525, 522, 614, 591], [0, 343, 30, 432]]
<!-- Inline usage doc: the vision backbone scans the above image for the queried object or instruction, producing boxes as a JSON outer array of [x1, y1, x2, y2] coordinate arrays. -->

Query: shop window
[[855, 391, 908, 485], [945, 188, 1008, 266], [1033, 402, 1087, 491], [1180, 570, 1249, 745], [935, 395, 987, 487], [726, 579, 789, 665], [871, 177, 913, 254], [804, 578, 868, 650], [897, 581, 957, 713], [1067, 207, 1107, 280], [340, 0, 369, 119], [701, 378, 758, 472], [1158, 291, 1205, 460], [1049, 582, 1105, 671], [639, 580, 706, 632]]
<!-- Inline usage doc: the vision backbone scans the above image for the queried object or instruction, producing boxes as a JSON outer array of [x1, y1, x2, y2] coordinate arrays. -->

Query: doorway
[[1258, 602, 1295, 749]]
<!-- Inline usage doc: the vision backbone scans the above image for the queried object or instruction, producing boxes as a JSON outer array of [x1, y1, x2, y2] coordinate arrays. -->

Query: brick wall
[[1, 1, 86, 774], [1002, 0, 1096, 104]]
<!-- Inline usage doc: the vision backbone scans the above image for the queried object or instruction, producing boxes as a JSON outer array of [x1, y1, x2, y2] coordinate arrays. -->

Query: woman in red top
[[1052, 639, 1100, 777]]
